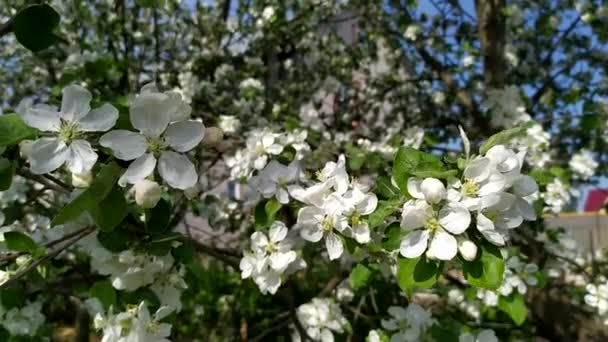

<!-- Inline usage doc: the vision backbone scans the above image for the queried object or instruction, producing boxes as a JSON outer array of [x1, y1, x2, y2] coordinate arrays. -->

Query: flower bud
[[134, 180, 162, 208], [203, 127, 224, 147], [458, 240, 478, 261], [420, 178, 446, 204], [72, 171, 93, 188]]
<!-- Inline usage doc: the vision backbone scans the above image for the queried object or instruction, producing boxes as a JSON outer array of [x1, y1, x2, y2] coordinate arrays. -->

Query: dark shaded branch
[[475, 0, 506, 88]]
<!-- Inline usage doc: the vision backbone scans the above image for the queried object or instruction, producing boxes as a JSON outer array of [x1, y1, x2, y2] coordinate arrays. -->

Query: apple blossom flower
[[459, 329, 498, 342], [292, 298, 348, 342], [249, 161, 300, 204], [100, 84, 204, 190], [400, 178, 471, 261], [240, 221, 302, 294], [18, 84, 118, 174], [381, 304, 435, 342]]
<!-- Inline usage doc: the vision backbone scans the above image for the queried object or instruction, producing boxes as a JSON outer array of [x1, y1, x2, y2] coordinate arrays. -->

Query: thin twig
[[0, 226, 94, 290]]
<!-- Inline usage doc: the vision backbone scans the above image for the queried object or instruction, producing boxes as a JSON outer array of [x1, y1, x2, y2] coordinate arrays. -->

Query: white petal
[[77, 103, 119, 132], [119, 153, 156, 186], [99, 130, 147, 160], [158, 151, 198, 190], [438, 202, 471, 234], [166, 91, 192, 122], [495, 207, 523, 229], [420, 177, 446, 204], [164, 120, 205, 152], [270, 251, 296, 271], [269, 222, 288, 243], [516, 198, 536, 221], [478, 173, 506, 196], [66, 140, 98, 173], [511, 175, 538, 197], [427, 231, 457, 260], [459, 125, 470, 156], [407, 178, 425, 199], [26, 138, 68, 174], [401, 200, 429, 230], [300, 224, 324, 242], [19, 104, 60, 131], [464, 157, 490, 183], [399, 229, 429, 258], [352, 223, 370, 243], [130, 92, 172, 137], [61, 84, 92, 121], [477, 212, 495, 231], [325, 232, 344, 260], [320, 329, 334, 342], [358, 193, 378, 215], [251, 232, 269, 251]]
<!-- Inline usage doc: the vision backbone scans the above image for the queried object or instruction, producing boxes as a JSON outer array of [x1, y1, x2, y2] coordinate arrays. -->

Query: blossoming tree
[[0, 0, 607, 341]]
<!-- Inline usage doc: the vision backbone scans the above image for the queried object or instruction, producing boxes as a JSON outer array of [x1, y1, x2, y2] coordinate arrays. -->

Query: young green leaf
[[349, 264, 373, 291], [53, 163, 122, 225], [90, 280, 117, 310], [392, 147, 443, 196], [479, 122, 533, 155], [4, 231, 37, 253], [462, 240, 504, 289], [498, 293, 527, 326], [0, 114, 37, 147], [397, 256, 440, 293]]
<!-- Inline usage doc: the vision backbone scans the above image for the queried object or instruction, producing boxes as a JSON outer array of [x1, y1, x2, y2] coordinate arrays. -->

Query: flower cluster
[[240, 221, 304, 294], [485, 86, 530, 128], [93, 302, 173, 342], [459, 329, 498, 342], [80, 234, 176, 293], [0, 300, 45, 337], [585, 278, 608, 321], [569, 149, 598, 181], [291, 155, 378, 260], [380, 304, 435, 342], [400, 144, 538, 260], [293, 297, 348, 342], [498, 256, 539, 296], [225, 128, 310, 179]]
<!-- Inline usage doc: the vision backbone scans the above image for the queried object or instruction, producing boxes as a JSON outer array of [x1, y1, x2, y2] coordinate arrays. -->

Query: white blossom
[[293, 298, 348, 342], [380, 304, 435, 342], [569, 149, 598, 181], [100, 84, 203, 190], [18, 85, 118, 174]]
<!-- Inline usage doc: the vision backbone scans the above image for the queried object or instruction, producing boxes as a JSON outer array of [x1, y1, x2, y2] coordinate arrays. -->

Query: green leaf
[[479, 123, 533, 155], [392, 147, 443, 196], [0, 288, 26, 309], [375, 176, 400, 199], [0, 114, 37, 146], [382, 223, 405, 251], [498, 293, 527, 325], [412, 169, 458, 179], [349, 264, 373, 291], [89, 184, 128, 232], [346, 145, 366, 171], [53, 163, 122, 225], [529, 169, 554, 186], [4, 231, 37, 252], [0, 159, 14, 191], [462, 240, 504, 289], [254, 198, 282, 228], [368, 199, 403, 229], [90, 281, 117, 310], [97, 230, 129, 253], [172, 243, 195, 264], [397, 256, 440, 293], [147, 199, 171, 233], [12, 4, 61, 52]]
